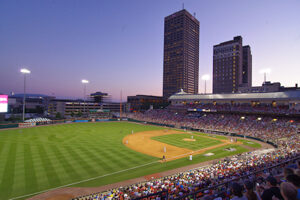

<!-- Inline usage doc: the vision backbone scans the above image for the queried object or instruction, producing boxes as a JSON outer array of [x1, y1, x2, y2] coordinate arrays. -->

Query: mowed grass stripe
[[76, 146, 114, 173], [24, 144, 38, 193], [0, 143, 17, 199], [86, 145, 155, 171], [0, 142, 8, 180], [64, 146, 98, 177], [37, 145, 62, 187], [109, 148, 142, 167], [50, 145, 82, 182]]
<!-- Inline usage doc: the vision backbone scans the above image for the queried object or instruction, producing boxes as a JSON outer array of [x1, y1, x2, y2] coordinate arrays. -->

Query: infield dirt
[[122, 129, 241, 162]]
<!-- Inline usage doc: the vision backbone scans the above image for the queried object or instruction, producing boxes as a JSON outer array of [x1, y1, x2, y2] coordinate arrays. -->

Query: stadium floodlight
[[81, 79, 89, 84], [20, 68, 31, 122], [259, 68, 271, 83], [20, 68, 31, 74], [201, 74, 210, 94], [81, 79, 89, 115]]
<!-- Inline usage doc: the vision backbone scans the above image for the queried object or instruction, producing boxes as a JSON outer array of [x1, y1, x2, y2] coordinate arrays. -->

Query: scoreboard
[[0, 95, 8, 113]]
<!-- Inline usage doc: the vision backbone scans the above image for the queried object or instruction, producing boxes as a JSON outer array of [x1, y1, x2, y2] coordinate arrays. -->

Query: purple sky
[[0, 0, 300, 100]]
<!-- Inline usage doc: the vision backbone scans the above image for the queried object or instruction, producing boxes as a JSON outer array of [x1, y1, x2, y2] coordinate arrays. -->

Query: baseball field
[[0, 121, 261, 200]]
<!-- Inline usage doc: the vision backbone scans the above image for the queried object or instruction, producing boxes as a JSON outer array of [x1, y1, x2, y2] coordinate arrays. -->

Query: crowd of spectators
[[126, 110, 299, 147], [76, 149, 299, 200], [75, 106, 300, 200]]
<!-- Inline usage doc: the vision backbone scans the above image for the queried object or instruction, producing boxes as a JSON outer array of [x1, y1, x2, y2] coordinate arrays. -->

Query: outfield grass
[[0, 122, 252, 200], [0, 122, 162, 199], [151, 134, 223, 150]]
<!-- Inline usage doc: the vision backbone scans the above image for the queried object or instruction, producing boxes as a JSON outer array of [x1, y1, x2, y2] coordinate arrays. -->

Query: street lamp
[[201, 74, 210, 94], [20, 68, 31, 122], [81, 79, 89, 115], [259, 68, 271, 83]]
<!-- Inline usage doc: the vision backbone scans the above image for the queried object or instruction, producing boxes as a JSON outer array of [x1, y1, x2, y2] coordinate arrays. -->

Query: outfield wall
[[0, 118, 118, 130]]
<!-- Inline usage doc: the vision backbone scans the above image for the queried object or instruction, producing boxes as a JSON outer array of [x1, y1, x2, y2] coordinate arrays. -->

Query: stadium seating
[[74, 106, 300, 200]]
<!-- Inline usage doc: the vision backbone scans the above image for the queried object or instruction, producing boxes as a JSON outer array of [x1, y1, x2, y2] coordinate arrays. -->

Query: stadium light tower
[[81, 79, 89, 115], [20, 68, 31, 122], [259, 68, 271, 83], [201, 74, 210, 94]]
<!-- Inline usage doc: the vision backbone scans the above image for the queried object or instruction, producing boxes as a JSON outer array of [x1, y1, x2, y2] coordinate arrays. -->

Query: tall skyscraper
[[242, 45, 252, 87], [213, 36, 252, 94], [163, 9, 199, 98]]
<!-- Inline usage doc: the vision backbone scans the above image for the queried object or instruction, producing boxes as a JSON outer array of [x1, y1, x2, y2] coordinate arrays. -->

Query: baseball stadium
[[0, 91, 299, 200]]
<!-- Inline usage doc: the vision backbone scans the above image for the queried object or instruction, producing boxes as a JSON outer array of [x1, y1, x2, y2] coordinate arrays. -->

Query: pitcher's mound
[[183, 138, 196, 142]]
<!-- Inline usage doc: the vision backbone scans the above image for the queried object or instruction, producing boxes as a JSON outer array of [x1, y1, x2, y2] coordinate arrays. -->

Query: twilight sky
[[0, 0, 300, 100]]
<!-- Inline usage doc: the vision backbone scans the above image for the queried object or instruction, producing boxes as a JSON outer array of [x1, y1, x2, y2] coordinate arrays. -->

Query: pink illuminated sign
[[0, 95, 8, 113]]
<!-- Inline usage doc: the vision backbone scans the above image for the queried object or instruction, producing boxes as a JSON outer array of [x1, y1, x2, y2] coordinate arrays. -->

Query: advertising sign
[[0, 95, 8, 113], [18, 122, 36, 128]]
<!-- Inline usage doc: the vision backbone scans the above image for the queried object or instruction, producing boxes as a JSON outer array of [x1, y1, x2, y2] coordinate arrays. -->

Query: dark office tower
[[213, 36, 252, 94], [242, 45, 252, 87], [163, 9, 199, 98]]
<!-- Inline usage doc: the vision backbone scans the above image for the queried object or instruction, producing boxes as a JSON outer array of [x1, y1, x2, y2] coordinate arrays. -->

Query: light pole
[[20, 68, 31, 122], [201, 74, 210, 94], [81, 79, 89, 116], [259, 68, 271, 84]]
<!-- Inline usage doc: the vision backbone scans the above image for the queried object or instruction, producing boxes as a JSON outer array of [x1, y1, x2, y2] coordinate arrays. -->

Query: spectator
[[286, 174, 300, 200], [231, 182, 247, 200], [283, 168, 295, 180], [244, 180, 261, 200], [280, 182, 298, 200], [259, 176, 283, 200]]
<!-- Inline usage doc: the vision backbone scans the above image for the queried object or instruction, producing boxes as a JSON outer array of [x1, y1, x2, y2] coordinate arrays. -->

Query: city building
[[8, 94, 54, 114], [48, 99, 127, 118], [238, 82, 299, 93], [127, 95, 168, 112], [90, 92, 110, 103], [163, 9, 200, 98], [242, 45, 252, 87], [213, 36, 252, 94]]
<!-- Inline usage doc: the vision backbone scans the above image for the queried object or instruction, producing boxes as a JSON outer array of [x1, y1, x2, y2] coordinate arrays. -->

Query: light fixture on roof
[[20, 68, 31, 122], [259, 68, 271, 83], [81, 79, 89, 114], [241, 116, 245, 120], [201, 74, 210, 94], [257, 117, 262, 121]]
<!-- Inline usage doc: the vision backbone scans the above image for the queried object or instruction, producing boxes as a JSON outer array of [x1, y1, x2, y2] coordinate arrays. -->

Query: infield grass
[[0, 122, 252, 200], [151, 134, 223, 150]]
